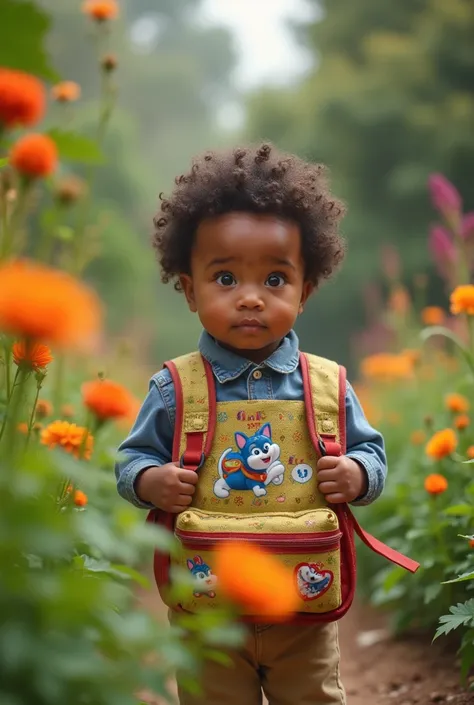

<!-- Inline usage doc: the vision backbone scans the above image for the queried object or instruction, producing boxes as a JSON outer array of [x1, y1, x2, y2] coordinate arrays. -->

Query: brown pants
[[177, 621, 346, 705]]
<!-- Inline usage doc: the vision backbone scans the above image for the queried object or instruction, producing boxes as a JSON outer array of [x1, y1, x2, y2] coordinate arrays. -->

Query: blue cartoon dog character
[[213, 423, 285, 498], [187, 556, 217, 598]]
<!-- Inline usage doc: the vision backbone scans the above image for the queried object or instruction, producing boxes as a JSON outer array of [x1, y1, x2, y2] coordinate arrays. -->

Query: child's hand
[[135, 463, 198, 513], [316, 455, 368, 504]]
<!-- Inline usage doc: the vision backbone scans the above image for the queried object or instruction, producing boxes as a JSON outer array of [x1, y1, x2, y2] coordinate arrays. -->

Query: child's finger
[[324, 492, 347, 504], [178, 482, 196, 495], [178, 469, 199, 485], [316, 456, 339, 470]]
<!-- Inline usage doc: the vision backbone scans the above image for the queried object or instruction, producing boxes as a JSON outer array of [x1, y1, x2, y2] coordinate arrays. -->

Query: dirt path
[[139, 589, 474, 704]]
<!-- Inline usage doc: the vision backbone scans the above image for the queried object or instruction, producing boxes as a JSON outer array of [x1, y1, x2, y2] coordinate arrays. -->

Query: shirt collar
[[198, 330, 300, 384]]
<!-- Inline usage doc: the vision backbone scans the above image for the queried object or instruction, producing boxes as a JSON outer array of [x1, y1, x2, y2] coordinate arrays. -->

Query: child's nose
[[237, 287, 264, 310]]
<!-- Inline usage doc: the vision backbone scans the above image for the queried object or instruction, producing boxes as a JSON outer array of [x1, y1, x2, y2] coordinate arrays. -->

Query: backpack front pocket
[[173, 508, 342, 615]]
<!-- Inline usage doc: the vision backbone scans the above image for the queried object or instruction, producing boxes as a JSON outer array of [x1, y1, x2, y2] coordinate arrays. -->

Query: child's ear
[[180, 274, 197, 313], [299, 281, 315, 314]]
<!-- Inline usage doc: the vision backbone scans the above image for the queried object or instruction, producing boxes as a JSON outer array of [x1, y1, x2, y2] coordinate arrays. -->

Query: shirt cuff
[[117, 457, 157, 509], [346, 452, 385, 507]]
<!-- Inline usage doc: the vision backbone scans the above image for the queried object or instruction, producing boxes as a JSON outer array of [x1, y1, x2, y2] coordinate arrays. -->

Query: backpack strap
[[164, 352, 216, 471], [301, 352, 419, 574]]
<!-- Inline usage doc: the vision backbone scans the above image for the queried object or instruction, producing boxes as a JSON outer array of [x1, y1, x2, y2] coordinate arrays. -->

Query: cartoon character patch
[[186, 556, 217, 598], [295, 562, 333, 601], [213, 423, 285, 498]]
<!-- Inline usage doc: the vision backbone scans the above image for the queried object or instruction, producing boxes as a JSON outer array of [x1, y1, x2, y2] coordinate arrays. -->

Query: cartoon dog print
[[213, 423, 285, 498], [295, 563, 333, 601], [186, 556, 217, 598]]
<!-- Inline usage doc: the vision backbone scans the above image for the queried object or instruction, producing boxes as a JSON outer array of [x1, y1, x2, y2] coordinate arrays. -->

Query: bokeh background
[[37, 0, 474, 378]]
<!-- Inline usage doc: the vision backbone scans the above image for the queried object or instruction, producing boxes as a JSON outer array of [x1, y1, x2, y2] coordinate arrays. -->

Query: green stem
[[0, 181, 31, 261], [0, 367, 29, 461], [429, 496, 451, 566], [0, 366, 20, 443], [467, 315, 474, 354], [53, 354, 65, 412], [3, 340, 11, 399], [24, 377, 42, 449]]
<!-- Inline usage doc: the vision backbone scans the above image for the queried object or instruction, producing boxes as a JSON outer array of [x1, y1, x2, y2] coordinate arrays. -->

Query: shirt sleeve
[[344, 380, 387, 506], [115, 368, 175, 509]]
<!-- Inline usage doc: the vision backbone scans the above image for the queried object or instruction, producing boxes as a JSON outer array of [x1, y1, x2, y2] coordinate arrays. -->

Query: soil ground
[[139, 588, 474, 705]]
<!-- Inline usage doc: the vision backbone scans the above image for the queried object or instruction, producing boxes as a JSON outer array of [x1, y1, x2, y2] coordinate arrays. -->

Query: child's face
[[180, 212, 313, 362]]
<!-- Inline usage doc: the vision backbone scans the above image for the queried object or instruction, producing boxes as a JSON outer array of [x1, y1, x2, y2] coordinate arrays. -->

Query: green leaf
[[444, 504, 474, 517], [47, 130, 104, 164], [460, 630, 474, 683], [0, 0, 59, 81], [442, 571, 474, 585], [434, 599, 474, 639], [420, 326, 474, 374], [0, 158, 8, 168]]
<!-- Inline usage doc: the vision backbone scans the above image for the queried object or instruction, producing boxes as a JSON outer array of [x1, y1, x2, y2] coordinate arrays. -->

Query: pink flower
[[429, 225, 456, 280], [428, 173, 462, 216], [462, 212, 474, 240]]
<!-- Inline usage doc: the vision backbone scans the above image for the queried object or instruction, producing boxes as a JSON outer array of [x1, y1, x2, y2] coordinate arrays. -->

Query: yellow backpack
[[147, 352, 419, 622]]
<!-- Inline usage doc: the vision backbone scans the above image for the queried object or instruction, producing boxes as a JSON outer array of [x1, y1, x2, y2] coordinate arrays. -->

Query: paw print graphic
[[295, 497, 301, 504]]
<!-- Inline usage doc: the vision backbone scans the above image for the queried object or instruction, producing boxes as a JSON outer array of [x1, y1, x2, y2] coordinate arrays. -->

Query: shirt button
[[253, 370, 263, 380]]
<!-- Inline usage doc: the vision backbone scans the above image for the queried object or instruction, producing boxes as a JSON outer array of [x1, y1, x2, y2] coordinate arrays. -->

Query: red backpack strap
[[146, 353, 216, 581], [301, 352, 419, 574]]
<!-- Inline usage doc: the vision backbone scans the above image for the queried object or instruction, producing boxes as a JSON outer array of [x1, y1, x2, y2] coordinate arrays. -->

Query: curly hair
[[153, 142, 346, 291]]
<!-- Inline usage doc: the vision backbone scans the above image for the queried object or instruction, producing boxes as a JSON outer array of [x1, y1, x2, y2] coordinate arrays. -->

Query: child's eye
[[265, 273, 286, 288], [215, 272, 236, 287]]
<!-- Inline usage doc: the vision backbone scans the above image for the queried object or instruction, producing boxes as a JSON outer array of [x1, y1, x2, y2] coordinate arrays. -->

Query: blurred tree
[[35, 0, 236, 362], [247, 0, 474, 369]]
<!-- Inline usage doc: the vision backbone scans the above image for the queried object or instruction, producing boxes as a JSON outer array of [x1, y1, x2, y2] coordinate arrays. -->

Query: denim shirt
[[115, 330, 387, 509]]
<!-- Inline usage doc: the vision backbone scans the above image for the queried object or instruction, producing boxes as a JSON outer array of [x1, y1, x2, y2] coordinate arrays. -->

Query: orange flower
[[388, 286, 411, 315], [425, 428, 457, 460], [9, 133, 58, 178], [82, 378, 135, 420], [450, 285, 474, 316], [469, 539, 474, 548], [360, 353, 414, 381], [17, 422, 28, 434], [424, 473, 448, 495], [61, 404, 75, 418], [82, 0, 119, 21], [467, 446, 474, 460], [410, 430, 426, 446], [401, 349, 421, 365], [40, 420, 94, 460], [455, 414, 470, 430], [12, 340, 53, 371], [74, 490, 88, 507], [0, 260, 102, 350], [445, 393, 469, 413], [51, 81, 81, 102], [214, 542, 298, 618], [421, 306, 445, 326], [35, 399, 53, 418], [0, 68, 45, 128]]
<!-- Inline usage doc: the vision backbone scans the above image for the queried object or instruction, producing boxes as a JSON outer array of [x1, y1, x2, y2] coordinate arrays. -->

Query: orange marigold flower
[[12, 340, 53, 371], [445, 393, 469, 413], [51, 81, 81, 103], [424, 473, 448, 495], [0, 260, 102, 350], [35, 399, 53, 418], [9, 133, 58, 178], [388, 286, 411, 315], [17, 422, 28, 434], [410, 430, 426, 446], [82, 378, 135, 420], [455, 414, 470, 430], [450, 285, 474, 316], [61, 404, 75, 418], [82, 0, 119, 21], [360, 353, 414, 381], [469, 539, 474, 549], [0, 68, 45, 128], [425, 428, 457, 460], [40, 420, 94, 460], [467, 446, 474, 460], [74, 489, 88, 507], [214, 542, 298, 618], [421, 306, 445, 326]]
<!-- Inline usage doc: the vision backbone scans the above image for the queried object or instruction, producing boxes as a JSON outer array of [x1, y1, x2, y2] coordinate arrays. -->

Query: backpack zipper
[[175, 529, 342, 553]]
